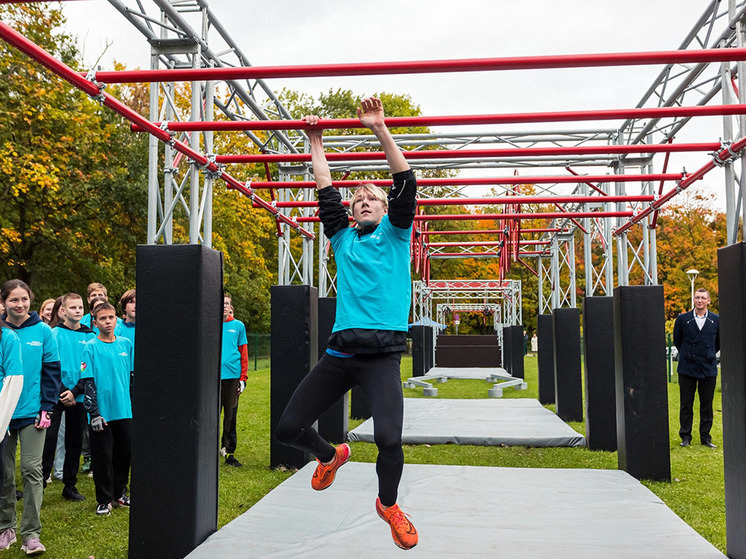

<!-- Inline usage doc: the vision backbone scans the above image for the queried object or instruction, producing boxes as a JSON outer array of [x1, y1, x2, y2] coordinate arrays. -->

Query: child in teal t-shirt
[[81, 302, 133, 516], [42, 293, 95, 502]]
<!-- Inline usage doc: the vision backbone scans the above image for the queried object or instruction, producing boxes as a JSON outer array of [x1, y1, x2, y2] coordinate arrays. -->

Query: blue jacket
[[673, 310, 720, 379]]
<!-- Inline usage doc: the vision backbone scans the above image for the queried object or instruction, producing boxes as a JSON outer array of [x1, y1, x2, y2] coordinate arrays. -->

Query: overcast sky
[[58, 0, 735, 208]]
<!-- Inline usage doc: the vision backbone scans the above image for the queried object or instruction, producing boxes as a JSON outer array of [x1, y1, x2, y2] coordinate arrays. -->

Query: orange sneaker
[[311, 443, 350, 491], [375, 498, 418, 550]]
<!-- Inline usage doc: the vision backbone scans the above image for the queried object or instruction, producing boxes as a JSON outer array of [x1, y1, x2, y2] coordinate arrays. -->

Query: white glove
[[90, 415, 107, 432], [237, 381, 246, 395]]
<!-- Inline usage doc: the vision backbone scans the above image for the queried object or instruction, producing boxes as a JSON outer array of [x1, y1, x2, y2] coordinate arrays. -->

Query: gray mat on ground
[[347, 398, 586, 447], [186, 462, 725, 559]]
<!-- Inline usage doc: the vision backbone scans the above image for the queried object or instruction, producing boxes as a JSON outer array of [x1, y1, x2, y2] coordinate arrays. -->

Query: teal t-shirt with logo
[[54, 326, 96, 403], [80, 336, 133, 422], [330, 214, 412, 333], [221, 319, 247, 380]]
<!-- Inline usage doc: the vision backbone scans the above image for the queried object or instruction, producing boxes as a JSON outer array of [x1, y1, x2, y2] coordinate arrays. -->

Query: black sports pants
[[42, 402, 86, 487], [275, 352, 404, 507], [220, 379, 239, 455], [90, 418, 132, 505]]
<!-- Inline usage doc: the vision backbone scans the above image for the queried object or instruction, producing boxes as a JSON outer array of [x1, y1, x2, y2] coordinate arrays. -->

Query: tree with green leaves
[[0, 4, 148, 303]]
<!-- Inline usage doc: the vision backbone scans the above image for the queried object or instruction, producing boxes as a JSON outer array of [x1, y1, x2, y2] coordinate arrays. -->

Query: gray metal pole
[[720, 60, 738, 244], [738, 14, 746, 242], [189, 49, 201, 245], [147, 50, 160, 245]]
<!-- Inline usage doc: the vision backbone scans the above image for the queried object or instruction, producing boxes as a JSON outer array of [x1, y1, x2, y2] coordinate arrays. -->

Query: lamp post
[[686, 269, 699, 309]]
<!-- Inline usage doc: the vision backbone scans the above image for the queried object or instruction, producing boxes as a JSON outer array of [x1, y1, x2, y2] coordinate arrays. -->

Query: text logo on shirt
[[27, 341, 42, 347]]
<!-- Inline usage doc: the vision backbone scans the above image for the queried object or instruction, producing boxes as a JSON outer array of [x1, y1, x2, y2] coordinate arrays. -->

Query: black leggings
[[275, 352, 404, 506]]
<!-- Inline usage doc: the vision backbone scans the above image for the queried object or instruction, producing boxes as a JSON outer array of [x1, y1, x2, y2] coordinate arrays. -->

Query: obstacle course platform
[[403, 366, 527, 397], [186, 462, 725, 558], [348, 398, 585, 447]]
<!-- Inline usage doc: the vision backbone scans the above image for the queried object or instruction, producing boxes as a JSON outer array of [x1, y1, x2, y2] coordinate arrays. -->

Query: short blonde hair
[[87, 282, 108, 297], [351, 183, 388, 213]]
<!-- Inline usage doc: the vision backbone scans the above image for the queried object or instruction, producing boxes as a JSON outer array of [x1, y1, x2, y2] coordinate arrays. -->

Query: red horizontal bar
[[431, 252, 501, 258], [429, 241, 547, 247], [263, 195, 654, 209], [132, 104, 746, 133], [218, 143, 718, 164], [89, 48, 746, 83], [246, 173, 684, 189], [421, 230, 506, 236], [296, 211, 634, 223], [428, 281, 512, 288], [430, 242, 503, 247]]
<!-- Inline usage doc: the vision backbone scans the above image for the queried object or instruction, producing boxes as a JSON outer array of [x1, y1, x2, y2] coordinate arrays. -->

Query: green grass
[[3, 355, 726, 557]]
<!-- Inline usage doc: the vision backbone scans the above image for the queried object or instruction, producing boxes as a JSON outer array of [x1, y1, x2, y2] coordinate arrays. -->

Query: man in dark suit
[[673, 287, 720, 448]]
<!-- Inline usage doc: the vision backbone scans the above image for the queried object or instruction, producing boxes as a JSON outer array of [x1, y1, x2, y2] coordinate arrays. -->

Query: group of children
[[0, 280, 251, 555], [0, 281, 136, 555]]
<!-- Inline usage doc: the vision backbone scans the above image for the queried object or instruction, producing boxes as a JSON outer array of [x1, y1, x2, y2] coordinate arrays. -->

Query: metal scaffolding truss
[[436, 303, 502, 334], [413, 279, 520, 364], [412, 280, 521, 327], [104, 0, 316, 285], [2, 0, 746, 322]]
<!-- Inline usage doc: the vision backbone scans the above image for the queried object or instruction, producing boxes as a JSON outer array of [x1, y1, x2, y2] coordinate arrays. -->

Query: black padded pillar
[[502, 326, 513, 375], [537, 314, 555, 405], [552, 308, 583, 422], [317, 297, 348, 444], [270, 285, 318, 469], [424, 326, 434, 372], [411, 325, 428, 377], [130, 245, 223, 559], [613, 285, 670, 482], [582, 297, 617, 451], [718, 242, 746, 558], [509, 325, 524, 379]]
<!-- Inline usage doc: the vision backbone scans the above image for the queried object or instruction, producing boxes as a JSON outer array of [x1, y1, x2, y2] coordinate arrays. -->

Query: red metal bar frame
[[89, 47, 746, 83], [429, 241, 548, 247], [0, 21, 315, 240], [614, 134, 746, 235], [431, 252, 501, 258], [217, 143, 719, 164], [431, 251, 544, 257], [421, 228, 565, 235], [260, 195, 655, 209], [245, 173, 684, 190], [295, 211, 634, 223], [428, 280, 513, 288], [431, 242, 506, 248], [132, 104, 746, 133]]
